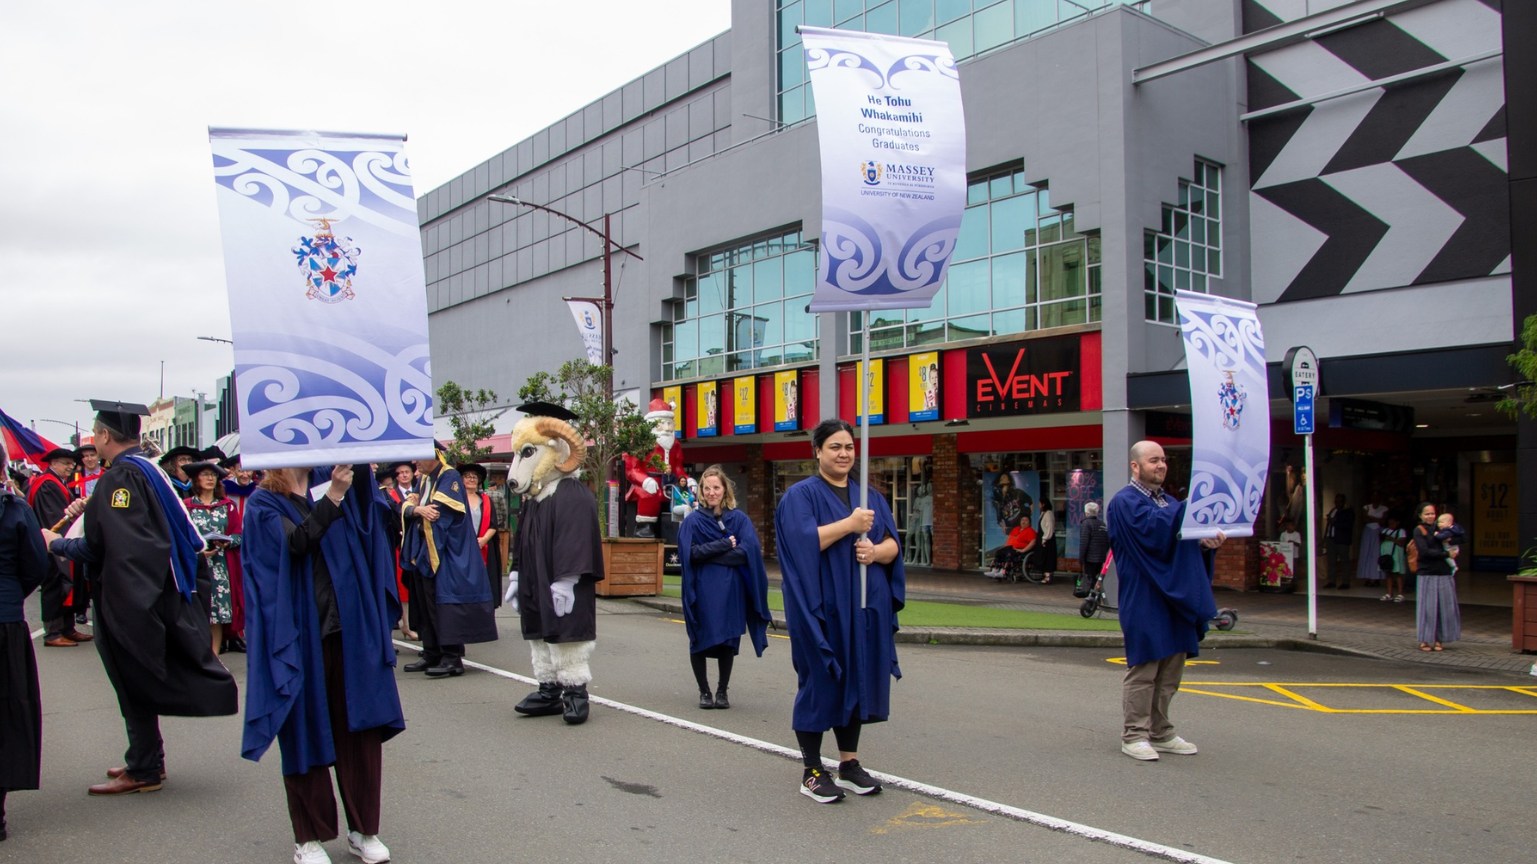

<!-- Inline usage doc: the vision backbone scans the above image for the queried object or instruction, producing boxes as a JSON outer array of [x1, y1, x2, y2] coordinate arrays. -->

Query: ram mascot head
[[506, 414, 587, 501]]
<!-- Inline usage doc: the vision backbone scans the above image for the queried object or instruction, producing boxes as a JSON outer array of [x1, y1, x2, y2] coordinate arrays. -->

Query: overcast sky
[[1, 0, 731, 444]]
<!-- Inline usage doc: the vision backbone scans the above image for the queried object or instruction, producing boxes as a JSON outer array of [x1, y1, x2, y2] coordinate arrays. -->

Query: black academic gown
[[1, 489, 47, 791], [514, 480, 603, 643], [27, 472, 73, 625], [83, 449, 237, 717]]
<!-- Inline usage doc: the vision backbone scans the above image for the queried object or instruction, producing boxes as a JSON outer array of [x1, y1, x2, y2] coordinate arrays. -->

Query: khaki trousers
[[1122, 652, 1186, 744]]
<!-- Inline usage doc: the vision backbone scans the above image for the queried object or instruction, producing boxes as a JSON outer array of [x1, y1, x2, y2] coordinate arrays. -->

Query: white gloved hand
[[686, 476, 698, 492], [551, 579, 576, 617], [504, 570, 519, 613], [642, 477, 659, 495]]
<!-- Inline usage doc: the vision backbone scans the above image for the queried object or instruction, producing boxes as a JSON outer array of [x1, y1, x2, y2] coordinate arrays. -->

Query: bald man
[[1105, 441, 1223, 762]]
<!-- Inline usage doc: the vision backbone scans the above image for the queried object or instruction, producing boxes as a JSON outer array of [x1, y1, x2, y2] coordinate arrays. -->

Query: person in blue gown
[[242, 463, 403, 864], [774, 419, 904, 804], [1, 438, 49, 840], [678, 465, 770, 710], [1105, 441, 1222, 762]]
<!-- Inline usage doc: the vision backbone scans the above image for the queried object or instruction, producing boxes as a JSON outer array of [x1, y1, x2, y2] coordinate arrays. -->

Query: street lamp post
[[34, 418, 81, 447], [487, 195, 643, 398]]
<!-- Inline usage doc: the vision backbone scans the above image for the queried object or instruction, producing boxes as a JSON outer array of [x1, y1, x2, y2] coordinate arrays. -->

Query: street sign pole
[[1304, 424, 1317, 639], [1287, 344, 1321, 640]]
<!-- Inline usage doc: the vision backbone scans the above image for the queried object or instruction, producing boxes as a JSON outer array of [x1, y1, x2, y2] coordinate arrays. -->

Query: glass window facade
[[775, 0, 1149, 124], [663, 229, 819, 381], [849, 165, 1102, 352], [1143, 158, 1222, 325]]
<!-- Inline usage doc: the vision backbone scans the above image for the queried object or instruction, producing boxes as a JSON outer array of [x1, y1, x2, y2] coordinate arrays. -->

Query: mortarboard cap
[[516, 401, 578, 423], [90, 399, 150, 439]]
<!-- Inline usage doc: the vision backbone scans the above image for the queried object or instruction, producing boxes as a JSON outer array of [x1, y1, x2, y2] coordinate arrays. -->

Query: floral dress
[[185, 497, 241, 624]]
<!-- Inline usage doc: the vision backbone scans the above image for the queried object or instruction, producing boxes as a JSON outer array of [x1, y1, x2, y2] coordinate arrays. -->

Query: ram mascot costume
[[505, 402, 604, 724]]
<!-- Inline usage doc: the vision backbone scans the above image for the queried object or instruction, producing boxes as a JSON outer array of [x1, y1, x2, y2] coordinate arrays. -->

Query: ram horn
[[533, 416, 586, 474]]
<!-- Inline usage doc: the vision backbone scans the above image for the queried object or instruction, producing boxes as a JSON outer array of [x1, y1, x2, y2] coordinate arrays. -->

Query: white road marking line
[[406, 640, 1236, 864]]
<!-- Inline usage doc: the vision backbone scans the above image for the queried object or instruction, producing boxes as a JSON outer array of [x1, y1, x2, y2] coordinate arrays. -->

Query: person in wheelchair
[[985, 524, 1037, 580]]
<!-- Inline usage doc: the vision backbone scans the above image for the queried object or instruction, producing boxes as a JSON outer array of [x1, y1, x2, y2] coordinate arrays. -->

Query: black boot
[[713, 687, 730, 710], [514, 682, 563, 716], [562, 684, 590, 725], [698, 690, 715, 709]]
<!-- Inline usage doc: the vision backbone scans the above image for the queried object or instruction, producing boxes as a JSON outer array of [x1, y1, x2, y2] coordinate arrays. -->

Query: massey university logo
[[581, 309, 596, 329], [861, 160, 883, 186], [1218, 371, 1247, 430], [293, 217, 361, 304]]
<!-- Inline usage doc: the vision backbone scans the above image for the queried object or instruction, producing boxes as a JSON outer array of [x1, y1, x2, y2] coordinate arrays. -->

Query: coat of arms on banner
[[862, 160, 883, 186], [1218, 370, 1247, 430], [293, 217, 361, 303]]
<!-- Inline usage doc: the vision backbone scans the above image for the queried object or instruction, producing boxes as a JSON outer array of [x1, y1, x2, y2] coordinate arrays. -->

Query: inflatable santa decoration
[[624, 397, 693, 538]]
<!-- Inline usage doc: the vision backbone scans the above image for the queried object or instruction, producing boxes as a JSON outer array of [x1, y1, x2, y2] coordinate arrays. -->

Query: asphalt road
[[8, 598, 1532, 864]]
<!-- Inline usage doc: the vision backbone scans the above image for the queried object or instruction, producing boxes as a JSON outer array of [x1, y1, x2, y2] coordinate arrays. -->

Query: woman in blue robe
[[242, 464, 403, 864], [774, 419, 904, 804], [678, 465, 770, 710]]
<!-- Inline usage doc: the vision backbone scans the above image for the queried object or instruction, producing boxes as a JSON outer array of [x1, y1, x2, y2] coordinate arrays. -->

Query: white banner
[[566, 298, 605, 365], [208, 128, 435, 470], [801, 26, 967, 312], [1175, 290, 1271, 539]]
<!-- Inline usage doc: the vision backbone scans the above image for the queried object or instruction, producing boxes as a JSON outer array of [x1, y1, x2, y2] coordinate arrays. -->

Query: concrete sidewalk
[[631, 563, 1537, 677]]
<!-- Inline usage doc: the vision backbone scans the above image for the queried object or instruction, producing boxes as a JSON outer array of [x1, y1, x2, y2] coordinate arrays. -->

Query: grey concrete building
[[419, 0, 1527, 601]]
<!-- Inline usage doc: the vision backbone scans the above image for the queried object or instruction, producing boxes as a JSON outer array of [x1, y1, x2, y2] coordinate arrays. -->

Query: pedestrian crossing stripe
[[871, 802, 986, 835], [1176, 682, 1537, 714]]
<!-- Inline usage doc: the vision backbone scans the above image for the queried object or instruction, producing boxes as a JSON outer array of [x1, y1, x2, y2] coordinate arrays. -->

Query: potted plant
[[518, 360, 663, 595]]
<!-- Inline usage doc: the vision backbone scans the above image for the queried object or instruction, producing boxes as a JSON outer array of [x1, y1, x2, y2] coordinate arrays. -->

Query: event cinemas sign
[[966, 335, 1080, 417]]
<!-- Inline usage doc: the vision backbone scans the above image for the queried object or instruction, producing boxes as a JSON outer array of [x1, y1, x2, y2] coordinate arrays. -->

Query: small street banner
[[208, 128, 434, 470], [566, 299, 605, 365], [1174, 290, 1270, 540], [801, 26, 967, 312]]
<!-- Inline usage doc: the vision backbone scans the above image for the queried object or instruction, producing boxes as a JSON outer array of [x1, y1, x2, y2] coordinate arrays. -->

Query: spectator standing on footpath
[[1323, 494, 1355, 590], [1411, 502, 1461, 652], [1075, 502, 1111, 598], [1106, 441, 1222, 762]]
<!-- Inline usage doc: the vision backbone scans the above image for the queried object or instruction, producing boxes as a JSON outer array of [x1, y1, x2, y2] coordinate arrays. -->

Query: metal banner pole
[[859, 313, 870, 609]]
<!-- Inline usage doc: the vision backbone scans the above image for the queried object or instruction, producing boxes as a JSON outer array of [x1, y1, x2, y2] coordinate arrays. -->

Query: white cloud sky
[[1, 0, 730, 442]]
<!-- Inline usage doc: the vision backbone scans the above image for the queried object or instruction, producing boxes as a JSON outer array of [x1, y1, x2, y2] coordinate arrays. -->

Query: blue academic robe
[[1105, 485, 1218, 667], [241, 467, 404, 776], [678, 506, 771, 657], [401, 465, 497, 645], [775, 477, 905, 731]]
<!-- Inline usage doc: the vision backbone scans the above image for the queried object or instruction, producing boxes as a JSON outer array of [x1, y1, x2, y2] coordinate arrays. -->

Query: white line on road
[[417, 641, 1236, 864]]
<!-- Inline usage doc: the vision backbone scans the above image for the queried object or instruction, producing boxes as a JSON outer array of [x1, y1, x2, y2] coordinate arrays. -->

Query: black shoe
[[800, 767, 845, 804], [515, 682, 564, 716], [698, 690, 715, 709], [425, 661, 465, 678], [225, 636, 247, 653], [713, 687, 729, 710], [403, 659, 434, 673], [76, 612, 89, 625], [836, 759, 882, 795], [562, 684, 590, 725]]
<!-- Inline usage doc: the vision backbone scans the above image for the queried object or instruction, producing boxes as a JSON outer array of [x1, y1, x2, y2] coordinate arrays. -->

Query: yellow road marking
[[871, 802, 986, 835], [1176, 682, 1537, 714], [1106, 657, 1219, 666]]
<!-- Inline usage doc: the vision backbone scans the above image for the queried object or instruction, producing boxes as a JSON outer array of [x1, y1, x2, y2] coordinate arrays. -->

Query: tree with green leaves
[[1498, 313, 1537, 421], [518, 360, 656, 537], [436, 381, 504, 466]]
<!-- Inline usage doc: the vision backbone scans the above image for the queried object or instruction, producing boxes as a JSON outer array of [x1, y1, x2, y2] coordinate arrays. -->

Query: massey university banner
[[208, 128, 434, 470], [566, 299, 605, 365], [1175, 290, 1270, 540], [801, 26, 966, 312]]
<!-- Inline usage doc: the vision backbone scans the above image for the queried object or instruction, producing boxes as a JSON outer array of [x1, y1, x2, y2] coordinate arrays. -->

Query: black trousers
[[40, 560, 71, 637], [282, 635, 384, 843], [123, 710, 164, 783], [411, 573, 462, 665]]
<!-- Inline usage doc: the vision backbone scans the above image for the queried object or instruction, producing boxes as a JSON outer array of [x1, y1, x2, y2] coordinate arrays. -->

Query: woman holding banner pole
[[775, 418, 905, 804]]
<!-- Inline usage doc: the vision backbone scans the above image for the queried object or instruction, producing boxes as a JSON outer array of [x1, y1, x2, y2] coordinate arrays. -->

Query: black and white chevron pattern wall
[[1243, 0, 1510, 304]]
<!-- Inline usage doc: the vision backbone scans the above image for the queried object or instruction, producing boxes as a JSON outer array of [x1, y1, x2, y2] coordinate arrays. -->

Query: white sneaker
[[1151, 735, 1198, 755], [347, 832, 390, 864], [1121, 740, 1159, 761], [1380, 594, 1392, 601], [1394, 594, 1405, 603], [294, 841, 332, 864]]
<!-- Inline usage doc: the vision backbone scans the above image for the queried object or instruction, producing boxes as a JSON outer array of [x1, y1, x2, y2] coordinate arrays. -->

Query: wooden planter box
[[1510, 575, 1537, 654], [596, 537, 664, 597]]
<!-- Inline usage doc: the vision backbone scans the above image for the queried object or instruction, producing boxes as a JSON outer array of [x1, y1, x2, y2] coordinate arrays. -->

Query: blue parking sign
[[1294, 385, 1314, 435]]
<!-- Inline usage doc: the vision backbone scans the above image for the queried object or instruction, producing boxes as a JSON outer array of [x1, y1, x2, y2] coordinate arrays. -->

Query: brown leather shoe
[[64, 630, 94, 643], [44, 636, 77, 647], [106, 765, 167, 781], [88, 774, 163, 795]]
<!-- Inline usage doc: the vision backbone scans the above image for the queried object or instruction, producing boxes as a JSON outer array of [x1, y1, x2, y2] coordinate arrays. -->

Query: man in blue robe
[[1105, 441, 1222, 762], [400, 453, 498, 677]]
